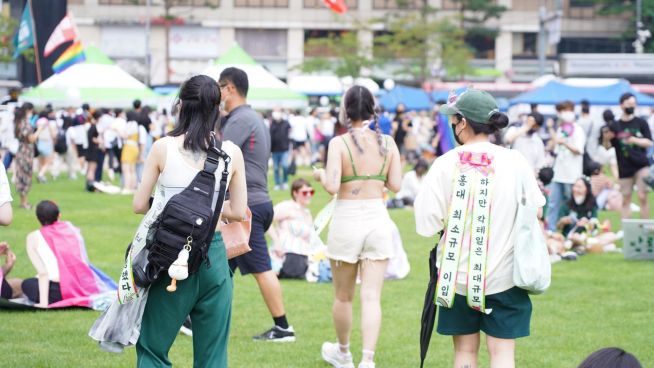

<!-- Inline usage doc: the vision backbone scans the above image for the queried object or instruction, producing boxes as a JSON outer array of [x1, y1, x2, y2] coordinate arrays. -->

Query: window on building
[[442, 0, 499, 10], [235, 29, 287, 59], [372, 0, 422, 9], [304, 0, 357, 9], [521, 32, 537, 57], [558, 37, 635, 54], [234, 0, 288, 7], [465, 34, 495, 60], [98, 0, 219, 5]]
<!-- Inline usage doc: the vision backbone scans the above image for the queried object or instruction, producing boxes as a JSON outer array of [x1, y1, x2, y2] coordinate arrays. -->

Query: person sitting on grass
[[0, 161, 12, 226], [4, 200, 116, 308], [268, 178, 315, 279], [387, 159, 429, 209], [557, 177, 623, 255], [0, 242, 20, 299]]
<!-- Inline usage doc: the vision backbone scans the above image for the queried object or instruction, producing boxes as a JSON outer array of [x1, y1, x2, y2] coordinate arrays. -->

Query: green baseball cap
[[440, 89, 499, 124]]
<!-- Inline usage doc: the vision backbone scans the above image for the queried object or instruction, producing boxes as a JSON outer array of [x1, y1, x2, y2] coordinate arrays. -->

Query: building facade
[[66, 0, 632, 85]]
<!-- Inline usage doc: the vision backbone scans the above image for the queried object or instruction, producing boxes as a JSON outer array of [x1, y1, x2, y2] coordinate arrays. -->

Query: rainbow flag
[[52, 41, 86, 73]]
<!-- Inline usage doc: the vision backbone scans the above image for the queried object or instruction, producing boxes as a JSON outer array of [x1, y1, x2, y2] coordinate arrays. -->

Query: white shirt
[[319, 117, 336, 137], [158, 137, 235, 211], [552, 122, 586, 184], [71, 124, 88, 147], [415, 142, 545, 295], [0, 162, 12, 206], [289, 115, 309, 142], [395, 170, 423, 201], [36, 232, 60, 282], [506, 126, 546, 171]]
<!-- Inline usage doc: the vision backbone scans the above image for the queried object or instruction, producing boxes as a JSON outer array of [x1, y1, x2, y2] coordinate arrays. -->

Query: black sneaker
[[252, 325, 296, 342], [179, 316, 193, 337]]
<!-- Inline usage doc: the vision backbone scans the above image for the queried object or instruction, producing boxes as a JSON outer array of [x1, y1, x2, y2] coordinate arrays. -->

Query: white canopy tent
[[202, 44, 307, 110], [22, 46, 159, 108]]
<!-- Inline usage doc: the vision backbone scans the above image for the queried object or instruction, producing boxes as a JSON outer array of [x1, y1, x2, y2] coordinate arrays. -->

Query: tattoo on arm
[[351, 188, 360, 196], [330, 172, 339, 186]]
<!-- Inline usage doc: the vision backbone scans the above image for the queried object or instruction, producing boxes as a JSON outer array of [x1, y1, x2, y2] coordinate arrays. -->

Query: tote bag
[[513, 161, 551, 294], [220, 207, 252, 259]]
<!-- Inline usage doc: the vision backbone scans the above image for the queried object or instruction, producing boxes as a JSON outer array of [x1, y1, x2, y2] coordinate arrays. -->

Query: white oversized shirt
[[552, 122, 586, 184], [414, 142, 545, 295]]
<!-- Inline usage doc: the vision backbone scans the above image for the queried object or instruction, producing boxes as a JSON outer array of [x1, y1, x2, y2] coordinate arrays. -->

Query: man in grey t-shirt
[[219, 67, 295, 342]]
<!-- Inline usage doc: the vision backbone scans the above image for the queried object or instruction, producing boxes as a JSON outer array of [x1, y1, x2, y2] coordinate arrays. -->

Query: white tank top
[[158, 136, 235, 212], [36, 232, 60, 282]]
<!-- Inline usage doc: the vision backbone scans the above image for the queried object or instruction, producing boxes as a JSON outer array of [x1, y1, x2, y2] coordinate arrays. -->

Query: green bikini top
[[340, 135, 389, 183]]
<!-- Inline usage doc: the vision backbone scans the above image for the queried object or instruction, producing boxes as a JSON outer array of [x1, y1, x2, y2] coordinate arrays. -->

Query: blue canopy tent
[[379, 85, 432, 112], [509, 80, 654, 106]]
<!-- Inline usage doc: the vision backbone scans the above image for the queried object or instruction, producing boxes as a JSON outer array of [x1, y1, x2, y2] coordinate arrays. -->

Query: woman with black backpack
[[132, 74, 247, 367]]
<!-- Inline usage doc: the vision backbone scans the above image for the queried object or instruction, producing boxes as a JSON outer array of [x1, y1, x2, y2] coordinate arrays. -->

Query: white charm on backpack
[[167, 237, 192, 292]]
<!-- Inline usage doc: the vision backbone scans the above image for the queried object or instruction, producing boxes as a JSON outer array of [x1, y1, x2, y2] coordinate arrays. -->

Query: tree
[[593, 0, 654, 53], [0, 14, 17, 63], [374, 6, 473, 84], [298, 28, 377, 79], [449, 0, 507, 38], [0, 14, 33, 63]]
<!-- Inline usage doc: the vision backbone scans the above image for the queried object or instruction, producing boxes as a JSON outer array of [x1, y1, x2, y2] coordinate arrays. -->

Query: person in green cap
[[414, 89, 545, 368]]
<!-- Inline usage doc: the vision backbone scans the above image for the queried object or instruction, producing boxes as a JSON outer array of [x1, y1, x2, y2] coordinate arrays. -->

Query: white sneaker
[[321, 342, 354, 368], [358, 362, 375, 368], [274, 185, 280, 191]]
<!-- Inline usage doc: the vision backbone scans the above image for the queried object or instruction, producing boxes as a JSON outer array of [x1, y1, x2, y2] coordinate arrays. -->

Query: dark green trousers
[[137, 233, 233, 368]]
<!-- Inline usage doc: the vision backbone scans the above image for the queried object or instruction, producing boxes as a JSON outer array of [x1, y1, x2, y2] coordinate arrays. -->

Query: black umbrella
[[420, 241, 440, 368]]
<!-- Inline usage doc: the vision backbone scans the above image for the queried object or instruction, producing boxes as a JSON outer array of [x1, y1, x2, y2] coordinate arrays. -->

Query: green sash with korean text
[[436, 151, 493, 314]]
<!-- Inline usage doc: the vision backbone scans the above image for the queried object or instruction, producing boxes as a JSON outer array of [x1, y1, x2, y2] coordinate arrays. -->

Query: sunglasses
[[299, 189, 315, 196]]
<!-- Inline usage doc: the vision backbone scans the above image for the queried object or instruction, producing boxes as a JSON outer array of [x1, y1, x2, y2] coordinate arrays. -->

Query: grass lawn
[[0, 170, 652, 368]]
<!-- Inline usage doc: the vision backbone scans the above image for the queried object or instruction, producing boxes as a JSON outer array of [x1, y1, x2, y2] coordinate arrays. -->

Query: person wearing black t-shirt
[[269, 109, 291, 191], [604, 93, 653, 219]]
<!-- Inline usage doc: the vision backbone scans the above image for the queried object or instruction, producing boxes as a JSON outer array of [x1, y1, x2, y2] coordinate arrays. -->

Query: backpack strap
[[201, 136, 232, 266]]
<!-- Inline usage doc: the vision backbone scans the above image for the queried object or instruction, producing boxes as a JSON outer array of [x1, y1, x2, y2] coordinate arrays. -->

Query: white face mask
[[560, 111, 576, 123], [573, 195, 585, 205], [272, 111, 282, 120]]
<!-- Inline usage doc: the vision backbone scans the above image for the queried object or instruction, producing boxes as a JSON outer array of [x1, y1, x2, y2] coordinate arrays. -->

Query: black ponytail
[[168, 75, 221, 152], [459, 111, 509, 135]]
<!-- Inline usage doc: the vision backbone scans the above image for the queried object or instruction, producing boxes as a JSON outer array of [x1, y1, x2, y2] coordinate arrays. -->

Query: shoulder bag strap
[[204, 136, 231, 248]]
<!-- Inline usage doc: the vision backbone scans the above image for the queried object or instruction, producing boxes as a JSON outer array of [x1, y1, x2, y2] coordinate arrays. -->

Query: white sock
[[339, 343, 350, 354], [362, 349, 375, 362]]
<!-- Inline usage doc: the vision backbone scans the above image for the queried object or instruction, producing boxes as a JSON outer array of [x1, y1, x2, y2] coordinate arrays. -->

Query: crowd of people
[[0, 69, 651, 368], [0, 98, 174, 203]]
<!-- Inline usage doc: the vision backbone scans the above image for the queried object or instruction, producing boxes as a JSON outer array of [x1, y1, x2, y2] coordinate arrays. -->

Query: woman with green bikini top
[[313, 85, 402, 368]]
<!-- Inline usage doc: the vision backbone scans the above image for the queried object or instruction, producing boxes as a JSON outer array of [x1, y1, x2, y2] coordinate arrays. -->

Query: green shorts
[[437, 286, 532, 339]]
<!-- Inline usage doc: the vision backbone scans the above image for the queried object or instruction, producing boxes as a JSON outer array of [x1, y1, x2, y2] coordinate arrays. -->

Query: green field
[[0, 172, 652, 368]]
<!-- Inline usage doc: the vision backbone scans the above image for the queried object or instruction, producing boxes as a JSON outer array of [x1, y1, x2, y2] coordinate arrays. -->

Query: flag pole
[[27, 0, 42, 83]]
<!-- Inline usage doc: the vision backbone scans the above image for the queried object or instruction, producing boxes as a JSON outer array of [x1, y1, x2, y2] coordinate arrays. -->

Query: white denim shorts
[[326, 199, 395, 264]]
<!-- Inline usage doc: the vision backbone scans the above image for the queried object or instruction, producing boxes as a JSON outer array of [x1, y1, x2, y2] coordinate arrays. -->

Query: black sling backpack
[[132, 137, 231, 288]]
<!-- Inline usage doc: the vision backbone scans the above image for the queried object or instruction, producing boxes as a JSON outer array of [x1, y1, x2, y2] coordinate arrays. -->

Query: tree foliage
[[375, 7, 473, 83], [298, 30, 377, 79], [593, 0, 654, 52], [0, 14, 17, 63], [449, 0, 507, 38]]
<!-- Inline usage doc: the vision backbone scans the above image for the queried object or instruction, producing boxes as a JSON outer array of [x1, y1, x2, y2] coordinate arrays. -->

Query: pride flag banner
[[52, 41, 86, 73]]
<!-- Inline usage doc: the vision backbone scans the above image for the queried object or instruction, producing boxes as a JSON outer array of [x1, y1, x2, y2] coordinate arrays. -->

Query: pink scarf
[[39, 221, 116, 308]]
